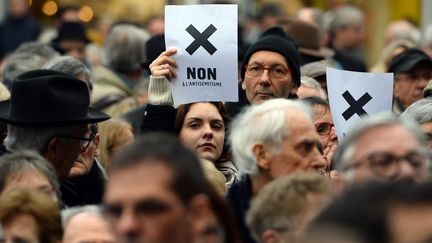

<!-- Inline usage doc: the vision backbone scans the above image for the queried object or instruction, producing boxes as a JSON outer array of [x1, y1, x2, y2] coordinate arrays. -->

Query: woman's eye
[[188, 122, 200, 129], [212, 124, 223, 131]]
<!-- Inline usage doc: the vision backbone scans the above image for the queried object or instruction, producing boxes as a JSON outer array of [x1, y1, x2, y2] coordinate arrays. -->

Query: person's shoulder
[[226, 174, 251, 200]]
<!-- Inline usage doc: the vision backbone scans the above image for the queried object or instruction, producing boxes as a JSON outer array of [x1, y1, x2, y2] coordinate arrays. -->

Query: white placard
[[165, 4, 238, 105], [327, 67, 394, 142]]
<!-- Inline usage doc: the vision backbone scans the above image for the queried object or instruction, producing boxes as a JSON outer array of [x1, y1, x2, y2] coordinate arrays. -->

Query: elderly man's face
[[68, 124, 99, 178], [242, 51, 297, 105], [261, 109, 326, 178], [51, 124, 89, 178], [345, 124, 429, 183], [394, 63, 432, 108], [104, 161, 192, 243]]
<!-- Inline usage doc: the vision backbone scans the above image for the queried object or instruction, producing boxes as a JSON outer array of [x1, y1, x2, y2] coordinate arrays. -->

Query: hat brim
[[0, 100, 110, 127], [298, 47, 335, 58]]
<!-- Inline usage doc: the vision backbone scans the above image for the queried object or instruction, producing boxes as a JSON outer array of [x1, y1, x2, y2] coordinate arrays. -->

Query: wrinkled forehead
[[248, 50, 289, 67], [351, 124, 421, 159]]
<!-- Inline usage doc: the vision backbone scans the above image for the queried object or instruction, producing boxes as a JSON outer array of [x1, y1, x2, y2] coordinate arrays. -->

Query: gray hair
[[333, 112, 427, 171], [4, 125, 80, 154], [401, 98, 432, 125], [104, 24, 150, 72], [328, 5, 364, 33], [0, 150, 60, 198], [2, 42, 59, 82], [300, 76, 326, 99], [61, 205, 104, 229], [229, 99, 312, 175], [42, 56, 93, 93], [14, 42, 60, 59]]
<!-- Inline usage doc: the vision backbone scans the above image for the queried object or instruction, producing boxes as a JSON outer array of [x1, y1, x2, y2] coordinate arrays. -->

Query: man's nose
[[306, 145, 327, 172], [398, 160, 417, 180], [258, 69, 271, 85], [116, 208, 141, 238]]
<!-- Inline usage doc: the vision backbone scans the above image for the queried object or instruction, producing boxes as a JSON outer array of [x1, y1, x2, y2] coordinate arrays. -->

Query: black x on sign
[[186, 24, 217, 55], [342, 90, 372, 120]]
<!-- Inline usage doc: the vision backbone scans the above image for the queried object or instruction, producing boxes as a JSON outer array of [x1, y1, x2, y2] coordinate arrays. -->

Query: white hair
[[329, 5, 364, 33], [229, 99, 312, 175], [333, 112, 427, 171], [4, 125, 80, 154], [300, 76, 326, 99], [43, 56, 93, 93], [104, 24, 150, 72], [401, 98, 432, 125], [61, 205, 105, 229]]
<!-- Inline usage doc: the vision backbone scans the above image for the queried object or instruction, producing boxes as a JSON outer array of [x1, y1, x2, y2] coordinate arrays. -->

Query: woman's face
[[179, 103, 225, 163], [313, 105, 338, 150]]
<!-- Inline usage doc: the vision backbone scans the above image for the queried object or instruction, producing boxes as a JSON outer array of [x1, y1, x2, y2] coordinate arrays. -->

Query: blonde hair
[[98, 119, 133, 171], [247, 173, 331, 242], [200, 159, 226, 196], [0, 188, 62, 243]]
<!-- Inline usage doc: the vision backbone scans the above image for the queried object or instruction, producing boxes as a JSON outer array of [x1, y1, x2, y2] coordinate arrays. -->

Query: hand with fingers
[[149, 49, 178, 80], [324, 143, 338, 167]]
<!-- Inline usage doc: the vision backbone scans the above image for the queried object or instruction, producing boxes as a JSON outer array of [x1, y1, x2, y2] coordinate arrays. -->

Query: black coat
[[60, 160, 106, 207]]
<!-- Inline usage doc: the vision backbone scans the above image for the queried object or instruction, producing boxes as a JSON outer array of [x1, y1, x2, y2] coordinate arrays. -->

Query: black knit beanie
[[241, 26, 301, 87]]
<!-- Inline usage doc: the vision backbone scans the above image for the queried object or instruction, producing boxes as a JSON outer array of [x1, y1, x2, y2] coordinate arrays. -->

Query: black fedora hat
[[0, 70, 110, 126]]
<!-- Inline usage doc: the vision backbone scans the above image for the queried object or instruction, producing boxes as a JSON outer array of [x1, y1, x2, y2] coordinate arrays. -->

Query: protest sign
[[165, 4, 238, 105], [327, 67, 393, 141]]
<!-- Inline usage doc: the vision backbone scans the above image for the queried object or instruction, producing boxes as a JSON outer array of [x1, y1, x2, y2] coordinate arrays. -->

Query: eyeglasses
[[55, 134, 93, 151], [315, 122, 335, 136], [343, 150, 429, 180], [245, 64, 291, 79]]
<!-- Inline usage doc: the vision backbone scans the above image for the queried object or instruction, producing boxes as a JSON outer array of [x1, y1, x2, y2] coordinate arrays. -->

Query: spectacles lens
[[316, 123, 331, 135], [246, 65, 289, 78], [247, 65, 262, 77], [369, 153, 399, 179], [81, 140, 90, 150], [405, 152, 427, 169], [270, 66, 288, 79]]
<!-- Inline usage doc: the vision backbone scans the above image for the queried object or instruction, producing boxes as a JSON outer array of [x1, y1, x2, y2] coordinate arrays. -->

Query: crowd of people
[[0, 0, 431, 242]]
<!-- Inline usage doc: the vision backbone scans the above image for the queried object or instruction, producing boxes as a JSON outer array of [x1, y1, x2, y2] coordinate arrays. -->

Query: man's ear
[[187, 194, 219, 241], [241, 80, 246, 90], [93, 133, 101, 157], [262, 229, 282, 243], [44, 137, 60, 162], [252, 143, 271, 171]]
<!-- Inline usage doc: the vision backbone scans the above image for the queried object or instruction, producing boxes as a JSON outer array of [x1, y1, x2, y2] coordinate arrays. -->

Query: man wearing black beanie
[[226, 26, 301, 115]]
